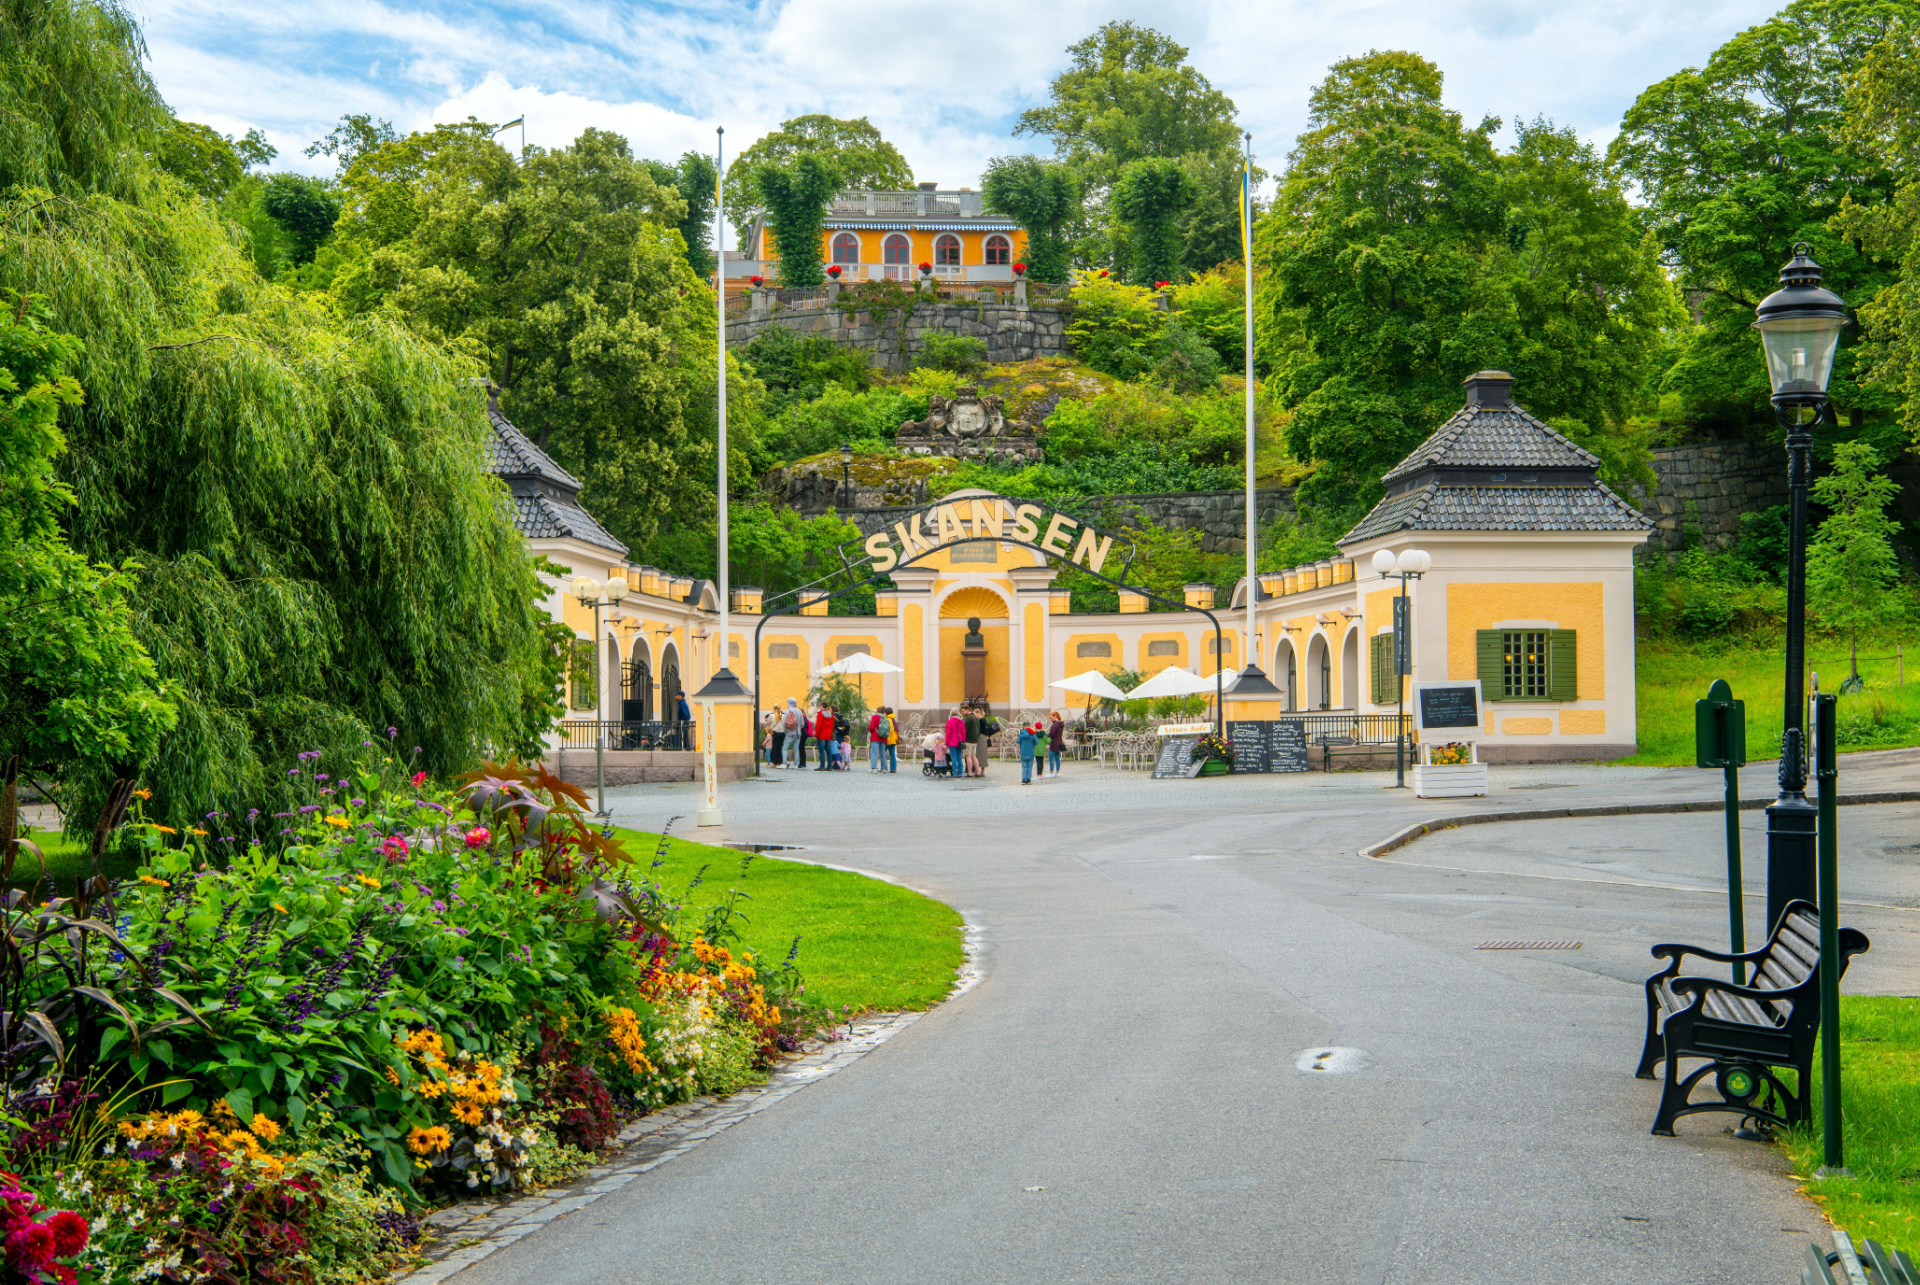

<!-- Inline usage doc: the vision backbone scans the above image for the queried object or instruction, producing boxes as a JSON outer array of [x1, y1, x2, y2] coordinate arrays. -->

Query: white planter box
[[1412, 763, 1488, 798]]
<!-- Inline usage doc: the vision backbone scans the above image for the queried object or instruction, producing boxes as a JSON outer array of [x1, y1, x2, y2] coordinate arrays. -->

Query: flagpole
[[697, 125, 729, 827], [1242, 132, 1256, 667]]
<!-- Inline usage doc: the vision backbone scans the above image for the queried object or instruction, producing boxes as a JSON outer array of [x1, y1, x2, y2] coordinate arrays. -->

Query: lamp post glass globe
[[604, 576, 628, 604], [1371, 550, 1398, 576], [1397, 549, 1432, 574], [1752, 244, 1848, 420], [571, 576, 600, 605]]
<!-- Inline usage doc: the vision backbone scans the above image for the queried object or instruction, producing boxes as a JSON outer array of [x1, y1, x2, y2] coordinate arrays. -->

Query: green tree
[[0, 292, 175, 796], [153, 120, 274, 198], [304, 112, 400, 175], [256, 172, 339, 266], [1836, 23, 1920, 452], [1015, 21, 1247, 274], [2, 0, 559, 830], [1807, 440, 1905, 682], [980, 155, 1080, 283], [754, 153, 840, 288], [326, 122, 748, 550], [1610, 0, 1914, 436], [722, 115, 910, 239], [1261, 53, 1672, 509], [647, 150, 719, 278], [1113, 157, 1198, 285], [0, 0, 163, 198]]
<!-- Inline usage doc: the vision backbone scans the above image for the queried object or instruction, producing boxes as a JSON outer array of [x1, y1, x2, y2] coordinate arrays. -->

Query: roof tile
[[1343, 482, 1651, 542], [1381, 406, 1598, 483]]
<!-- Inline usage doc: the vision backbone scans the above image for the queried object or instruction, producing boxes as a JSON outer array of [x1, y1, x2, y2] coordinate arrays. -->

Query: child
[[836, 728, 853, 770]]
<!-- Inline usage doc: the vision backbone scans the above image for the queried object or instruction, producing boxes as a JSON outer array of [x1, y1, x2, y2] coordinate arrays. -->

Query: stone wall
[[1624, 439, 1788, 554], [815, 487, 1297, 555], [725, 301, 1067, 371]]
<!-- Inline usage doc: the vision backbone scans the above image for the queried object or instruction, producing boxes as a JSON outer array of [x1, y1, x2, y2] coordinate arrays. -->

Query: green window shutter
[[1477, 630, 1505, 701], [1547, 629, 1578, 701], [1370, 633, 1392, 704]]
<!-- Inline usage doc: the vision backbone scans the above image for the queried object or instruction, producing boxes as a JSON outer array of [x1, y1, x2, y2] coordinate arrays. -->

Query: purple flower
[[315, 774, 329, 782], [350, 798, 365, 807], [299, 805, 319, 814], [387, 727, 398, 737]]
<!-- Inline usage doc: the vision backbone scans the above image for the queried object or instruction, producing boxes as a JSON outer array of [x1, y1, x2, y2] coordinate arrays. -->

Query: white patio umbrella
[[1049, 669, 1130, 722], [817, 651, 904, 711], [1126, 666, 1219, 701]]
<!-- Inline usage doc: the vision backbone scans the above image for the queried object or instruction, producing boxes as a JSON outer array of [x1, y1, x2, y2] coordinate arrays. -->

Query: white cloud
[[139, 0, 1782, 203]]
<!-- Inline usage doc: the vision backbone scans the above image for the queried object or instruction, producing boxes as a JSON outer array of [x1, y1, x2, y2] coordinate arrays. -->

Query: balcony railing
[[556, 720, 693, 751]]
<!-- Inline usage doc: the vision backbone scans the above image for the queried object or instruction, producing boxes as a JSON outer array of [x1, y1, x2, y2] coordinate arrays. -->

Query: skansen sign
[[857, 496, 1130, 575]]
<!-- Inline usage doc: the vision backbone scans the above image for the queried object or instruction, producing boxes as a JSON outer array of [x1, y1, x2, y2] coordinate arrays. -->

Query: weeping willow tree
[[0, 0, 558, 830]]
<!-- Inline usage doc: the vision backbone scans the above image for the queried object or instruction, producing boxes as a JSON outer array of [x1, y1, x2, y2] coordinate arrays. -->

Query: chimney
[[917, 181, 937, 192], [1462, 370, 1514, 410]]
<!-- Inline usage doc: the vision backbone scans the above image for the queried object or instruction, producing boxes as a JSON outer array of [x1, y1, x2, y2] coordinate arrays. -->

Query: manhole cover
[[1477, 940, 1582, 950]]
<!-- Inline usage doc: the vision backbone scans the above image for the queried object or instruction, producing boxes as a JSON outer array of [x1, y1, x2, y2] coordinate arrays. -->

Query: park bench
[[1803, 1228, 1917, 1285], [1636, 899, 1869, 1137]]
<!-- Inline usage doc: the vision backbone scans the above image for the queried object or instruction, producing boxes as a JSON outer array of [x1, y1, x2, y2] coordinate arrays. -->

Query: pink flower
[[464, 827, 490, 849], [45, 1212, 85, 1258], [380, 835, 410, 863], [411, 771, 428, 788], [6, 1222, 55, 1274]]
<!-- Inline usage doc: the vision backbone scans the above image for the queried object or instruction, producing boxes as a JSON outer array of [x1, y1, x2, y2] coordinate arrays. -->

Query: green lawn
[[615, 828, 965, 1015], [3, 831, 139, 894], [1626, 633, 1920, 766], [1784, 997, 1920, 1260]]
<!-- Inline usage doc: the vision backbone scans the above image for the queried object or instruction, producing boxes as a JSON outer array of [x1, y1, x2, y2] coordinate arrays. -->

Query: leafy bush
[[762, 383, 926, 461], [743, 327, 873, 402], [1150, 317, 1222, 394], [914, 333, 988, 375], [1065, 271, 1163, 379]]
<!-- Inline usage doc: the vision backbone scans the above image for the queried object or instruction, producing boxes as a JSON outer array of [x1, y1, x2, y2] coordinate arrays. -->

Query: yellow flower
[[451, 1101, 484, 1126], [250, 1114, 281, 1141], [138, 875, 171, 888], [356, 874, 381, 889], [272, 902, 288, 914], [322, 815, 351, 829], [406, 1125, 452, 1155], [187, 827, 208, 837], [149, 824, 176, 835], [132, 788, 152, 800]]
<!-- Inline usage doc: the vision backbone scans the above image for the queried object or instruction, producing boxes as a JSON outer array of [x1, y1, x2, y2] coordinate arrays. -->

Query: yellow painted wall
[[940, 624, 1009, 704], [1502, 716, 1553, 735], [904, 603, 924, 702], [825, 635, 884, 702], [691, 702, 753, 753], [765, 226, 1031, 271], [1363, 589, 1404, 705], [1063, 633, 1123, 679], [939, 585, 1012, 619], [1225, 693, 1285, 722], [760, 634, 809, 710], [1445, 582, 1605, 699], [1024, 602, 1046, 704], [1140, 632, 1188, 675], [1560, 709, 1607, 736]]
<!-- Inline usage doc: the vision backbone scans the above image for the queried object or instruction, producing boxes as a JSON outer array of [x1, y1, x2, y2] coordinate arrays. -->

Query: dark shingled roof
[[1344, 482, 1650, 542], [485, 407, 581, 489], [1381, 405, 1598, 484], [511, 494, 628, 554]]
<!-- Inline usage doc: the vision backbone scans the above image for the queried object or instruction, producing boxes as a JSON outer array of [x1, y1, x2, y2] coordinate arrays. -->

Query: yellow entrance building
[[728, 186, 1029, 287]]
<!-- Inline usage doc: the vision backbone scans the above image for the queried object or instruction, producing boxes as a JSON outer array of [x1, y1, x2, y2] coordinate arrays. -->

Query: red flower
[[411, 770, 427, 788], [1098, 270, 1108, 277], [750, 275, 763, 286], [5, 1222, 55, 1274], [1154, 281, 1169, 289], [45, 1212, 86, 1258], [1011, 262, 1026, 275], [826, 265, 841, 278], [381, 835, 410, 863], [918, 261, 931, 272], [464, 826, 490, 849]]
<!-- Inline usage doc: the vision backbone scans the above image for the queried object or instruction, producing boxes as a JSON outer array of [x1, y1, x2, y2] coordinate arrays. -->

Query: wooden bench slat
[[1778, 923, 1821, 972]]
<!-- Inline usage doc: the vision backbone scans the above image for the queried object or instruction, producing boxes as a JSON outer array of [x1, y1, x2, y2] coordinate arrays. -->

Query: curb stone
[[393, 913, 983, 1284], [1357, 789, 1920, 859]]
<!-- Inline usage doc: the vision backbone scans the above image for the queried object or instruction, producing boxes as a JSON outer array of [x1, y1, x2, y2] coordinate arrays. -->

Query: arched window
[[883, 233, 911, 280], [935, 234, 962, 267], [832, 232, 860, 265], [984, 234, 1011, 266]]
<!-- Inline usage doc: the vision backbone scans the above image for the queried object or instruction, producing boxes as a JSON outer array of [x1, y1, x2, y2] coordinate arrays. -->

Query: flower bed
[[0, 746, 838, 1281]]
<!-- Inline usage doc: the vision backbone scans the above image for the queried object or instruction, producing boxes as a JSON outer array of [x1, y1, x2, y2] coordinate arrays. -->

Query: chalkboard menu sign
[[1412, 681, 1483, 739], [1224, 720, 1309, 774], [1151, 736, 1205, 779]]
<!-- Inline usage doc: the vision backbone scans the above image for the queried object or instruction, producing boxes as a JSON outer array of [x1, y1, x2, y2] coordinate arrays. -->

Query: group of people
[[760, 699, 1067, 783], [923, 705, 1066, 784]]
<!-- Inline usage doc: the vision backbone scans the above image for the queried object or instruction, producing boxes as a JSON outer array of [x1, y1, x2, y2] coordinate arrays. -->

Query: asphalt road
[[458, 751, 1918, 1284]]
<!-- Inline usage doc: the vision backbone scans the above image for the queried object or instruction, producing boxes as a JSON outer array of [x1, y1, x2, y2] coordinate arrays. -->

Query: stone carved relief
[[896, 386, 1043, 462]]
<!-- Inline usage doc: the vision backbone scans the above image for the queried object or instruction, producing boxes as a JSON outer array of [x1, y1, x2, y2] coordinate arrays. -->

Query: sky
[[134, 0, 1781, 247]]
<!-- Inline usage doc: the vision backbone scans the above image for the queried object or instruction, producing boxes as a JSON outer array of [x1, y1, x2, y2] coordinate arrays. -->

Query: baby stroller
[[921, 742, 947, 778]]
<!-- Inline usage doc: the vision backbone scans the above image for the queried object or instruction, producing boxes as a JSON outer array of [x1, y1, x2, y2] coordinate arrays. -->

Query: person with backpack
[[1017, 720, 1039, 784], [780, 698, 802, 769], [813, 704, 835, 772], [884, 706, 900, 773]]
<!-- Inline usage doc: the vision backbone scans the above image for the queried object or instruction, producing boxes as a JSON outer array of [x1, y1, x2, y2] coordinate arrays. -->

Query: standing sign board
[[1225, 720, 1309, 774], [1409, 680, 1487, 798], [1150, 736, 1205, 779]]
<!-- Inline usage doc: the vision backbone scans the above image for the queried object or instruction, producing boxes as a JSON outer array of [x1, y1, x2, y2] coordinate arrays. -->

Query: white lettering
[[968, 498, 1005, 539], [1040, 513, 1079, 557], [1013, 504, 1043, 543], [894, 520, 931, 559], [1071, 526, 1113, 574], [864, 531, 898, 573], [936, 503, 967, 547]]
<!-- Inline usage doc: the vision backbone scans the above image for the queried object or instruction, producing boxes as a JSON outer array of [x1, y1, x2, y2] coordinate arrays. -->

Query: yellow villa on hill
[[729, 185, 1029, 287]]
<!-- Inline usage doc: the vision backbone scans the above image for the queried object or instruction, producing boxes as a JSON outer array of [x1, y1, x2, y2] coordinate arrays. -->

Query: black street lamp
[[1752, 244, 1848, 928], [840, 440, 855, 511], [1371, 548, 1429, 789]]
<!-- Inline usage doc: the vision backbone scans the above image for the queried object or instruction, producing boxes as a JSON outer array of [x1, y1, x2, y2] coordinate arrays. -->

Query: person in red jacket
[[943, 707, 966, 778], [813, 705, 835, 771]]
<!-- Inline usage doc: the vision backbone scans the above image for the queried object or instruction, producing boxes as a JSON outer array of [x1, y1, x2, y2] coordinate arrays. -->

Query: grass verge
[[1625, 634, 1920, 766], [1784, 996, 1920, 1258], [614, 827, 964, 1016]]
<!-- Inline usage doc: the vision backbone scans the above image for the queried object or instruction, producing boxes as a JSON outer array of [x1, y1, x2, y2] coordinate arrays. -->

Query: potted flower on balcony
[[1012, 262, 1026, 277], [749, 275, 763, 287], [826, 265, 841, 279]]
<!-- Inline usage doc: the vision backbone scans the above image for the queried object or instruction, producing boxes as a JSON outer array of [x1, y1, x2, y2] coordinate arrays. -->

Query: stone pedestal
[[963, 615, 987, 702]]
